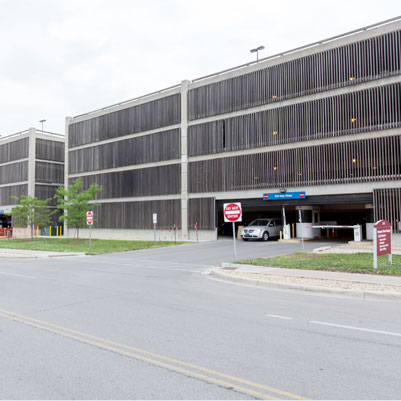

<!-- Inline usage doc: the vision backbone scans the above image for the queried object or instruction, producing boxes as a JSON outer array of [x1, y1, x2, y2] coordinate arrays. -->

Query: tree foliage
[[10, 195, 54, 239], [55, 178, 103, 238]]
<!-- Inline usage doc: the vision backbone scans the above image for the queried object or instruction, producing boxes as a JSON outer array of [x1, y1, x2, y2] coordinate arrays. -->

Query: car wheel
[[242, 238, 249, 241], [262, 231, 269, 241]]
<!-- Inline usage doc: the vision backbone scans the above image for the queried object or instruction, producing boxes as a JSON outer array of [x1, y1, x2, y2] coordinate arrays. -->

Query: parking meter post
[[299, 209, 305, 252]]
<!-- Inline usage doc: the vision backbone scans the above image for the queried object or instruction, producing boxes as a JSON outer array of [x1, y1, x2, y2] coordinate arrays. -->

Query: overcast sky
[[0, 0, 400, 137]]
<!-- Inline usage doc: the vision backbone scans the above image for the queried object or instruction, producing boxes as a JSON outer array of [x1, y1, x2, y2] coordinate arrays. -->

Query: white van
[[240, 218, 283, 241]]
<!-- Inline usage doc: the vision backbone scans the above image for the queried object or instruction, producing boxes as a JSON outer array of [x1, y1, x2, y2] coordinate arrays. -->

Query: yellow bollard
[[37, 226, 39, 237], [56, 226, 59, 237], [49, 226, 51, 237]]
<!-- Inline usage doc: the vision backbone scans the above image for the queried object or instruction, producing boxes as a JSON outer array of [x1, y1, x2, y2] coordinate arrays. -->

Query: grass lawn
[[239, 252, 401, 276], [0, 238, 185, 255]]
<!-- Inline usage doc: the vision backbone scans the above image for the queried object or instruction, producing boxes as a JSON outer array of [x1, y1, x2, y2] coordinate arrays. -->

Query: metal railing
[[73, 83, 181, 119]]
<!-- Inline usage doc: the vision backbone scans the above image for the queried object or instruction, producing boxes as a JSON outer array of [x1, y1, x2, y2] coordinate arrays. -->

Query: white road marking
[[310, 320, 401, 338], [0, 271, 37, 279], [266, 314, 293, 320]]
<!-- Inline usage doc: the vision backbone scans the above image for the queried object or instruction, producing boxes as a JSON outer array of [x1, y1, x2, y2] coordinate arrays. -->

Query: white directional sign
[[153, 213, 157, 224]]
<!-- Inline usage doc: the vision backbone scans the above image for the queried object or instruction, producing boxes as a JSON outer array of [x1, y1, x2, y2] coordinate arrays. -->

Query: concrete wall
[[65, 228, 217, 241]]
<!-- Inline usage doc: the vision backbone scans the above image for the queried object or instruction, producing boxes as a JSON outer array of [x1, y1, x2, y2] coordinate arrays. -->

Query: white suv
[[240, 219, 283, 241]]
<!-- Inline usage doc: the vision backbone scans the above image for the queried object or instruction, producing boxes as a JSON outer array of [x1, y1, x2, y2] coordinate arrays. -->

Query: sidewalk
[[0, 248, 85, 258], [210, 241, 401, 300]]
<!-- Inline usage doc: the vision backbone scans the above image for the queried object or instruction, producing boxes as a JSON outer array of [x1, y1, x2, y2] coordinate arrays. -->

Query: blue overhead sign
[[263, 191, 306, 200], [0, 210, 4, 214]]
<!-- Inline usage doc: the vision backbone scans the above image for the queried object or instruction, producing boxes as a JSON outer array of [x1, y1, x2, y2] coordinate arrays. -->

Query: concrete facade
[[65, 17, 401, 241], [0, 128, 65, 227]]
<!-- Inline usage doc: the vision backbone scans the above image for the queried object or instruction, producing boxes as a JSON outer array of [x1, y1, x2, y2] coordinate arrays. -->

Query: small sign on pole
[[86, 211, 93, 226], [224, 203, 242, 262], [86, 211, 93, 255], [373, 220, 392, 269], [153, 213, 157, 245]]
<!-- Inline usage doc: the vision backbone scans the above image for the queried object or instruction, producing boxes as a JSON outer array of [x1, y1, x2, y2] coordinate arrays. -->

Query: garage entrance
[[0, 213, 11, 228], [216, 193, 373, 240]]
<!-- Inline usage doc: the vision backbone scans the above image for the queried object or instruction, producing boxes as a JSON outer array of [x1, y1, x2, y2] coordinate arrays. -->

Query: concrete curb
[[210, 267, 401, 301], [0, 251, 86, 259]]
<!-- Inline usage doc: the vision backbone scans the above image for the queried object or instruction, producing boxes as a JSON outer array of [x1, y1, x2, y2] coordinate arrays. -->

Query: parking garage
[[216, 192, 374, 240]]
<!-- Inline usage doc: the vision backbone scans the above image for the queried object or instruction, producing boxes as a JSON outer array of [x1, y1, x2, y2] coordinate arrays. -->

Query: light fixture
[[298, 172, 302, 176], [273, 131, 278, 135], [352, 158, 357, 163], [351, 118, 357, 123], [372, 166, 377, 170], [273, 166, 277, 171], [349, 77, 356, 81], [272, 95, 277, 99], [254, 176, 259, 180], [250, 45, 265, 62], [39, 119, 46, 133]]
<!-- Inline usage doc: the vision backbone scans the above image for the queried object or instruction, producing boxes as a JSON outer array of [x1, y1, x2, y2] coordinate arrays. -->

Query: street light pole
[[250, 45, 265, 63], [39, 119, 46, 133]]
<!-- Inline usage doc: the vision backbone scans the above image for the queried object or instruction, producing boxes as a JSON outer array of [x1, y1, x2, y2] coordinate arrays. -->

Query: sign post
[[153, 213, 157, 245], [223, 203, 242, 262], [86, 211, 93, 255], [373, 220, 392, 269], [298, 209, 305, 252]]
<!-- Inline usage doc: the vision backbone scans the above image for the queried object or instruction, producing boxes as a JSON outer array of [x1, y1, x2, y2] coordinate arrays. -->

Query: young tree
[[55, 178, 103, 239], [10, 195, 54, 239]]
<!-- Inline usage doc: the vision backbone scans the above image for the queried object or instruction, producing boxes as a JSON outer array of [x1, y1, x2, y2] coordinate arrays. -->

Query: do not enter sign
[[223, 203, 242, 223], [86, 211, 94, 226]]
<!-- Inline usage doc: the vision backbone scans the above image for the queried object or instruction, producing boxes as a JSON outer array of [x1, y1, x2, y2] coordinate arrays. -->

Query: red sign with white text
[[86, 211, 94, 226], [374, 220, 391, 256], [223, 203, 242, 223]]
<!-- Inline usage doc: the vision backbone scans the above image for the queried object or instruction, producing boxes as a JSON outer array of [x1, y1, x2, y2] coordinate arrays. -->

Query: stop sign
[[86, 211, 94, 226], [223, 203, 242, 223]]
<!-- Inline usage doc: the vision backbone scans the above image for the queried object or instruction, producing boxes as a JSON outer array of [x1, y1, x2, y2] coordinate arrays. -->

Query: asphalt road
[[1, 239, 401, 399]]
